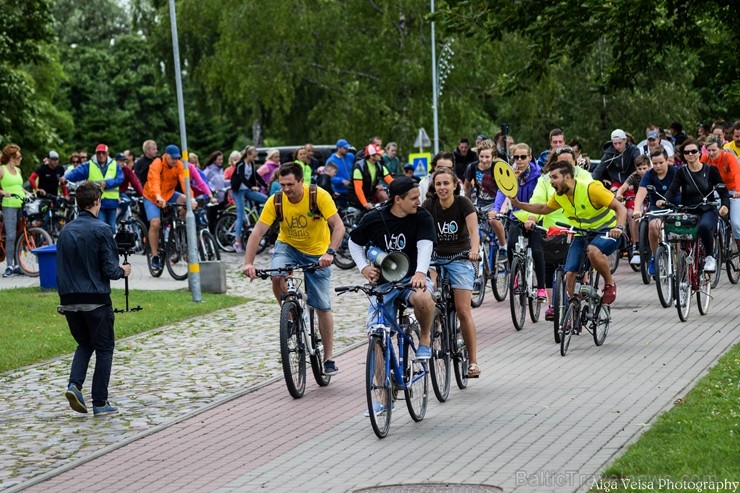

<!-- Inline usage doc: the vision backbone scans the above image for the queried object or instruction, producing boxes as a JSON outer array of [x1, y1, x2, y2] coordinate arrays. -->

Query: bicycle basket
[[542, 233, 572, 265], [24, 198, 43, 216], [664, 213, 699, 241]]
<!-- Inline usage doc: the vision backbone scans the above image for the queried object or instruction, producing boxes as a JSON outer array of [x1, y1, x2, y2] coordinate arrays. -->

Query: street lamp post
[[431, 0, 439, 156]]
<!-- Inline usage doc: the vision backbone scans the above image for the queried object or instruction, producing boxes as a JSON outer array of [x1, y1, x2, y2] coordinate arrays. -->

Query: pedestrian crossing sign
[[408, 153, 431, 177]]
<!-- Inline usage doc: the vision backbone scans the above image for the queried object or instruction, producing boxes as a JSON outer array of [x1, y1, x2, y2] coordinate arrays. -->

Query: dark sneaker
[[65, 384, 88, 414], [601, 283, 617, 305], [497, 248, 507, 262], [12, 265, 23, 276], [545, 305, 555, 321], [2, 267, 13, 278], [416, 345, 432, 360], [150, 256, 162, 271], [93, 402, 119, 416], [323, 359, 339, 376]]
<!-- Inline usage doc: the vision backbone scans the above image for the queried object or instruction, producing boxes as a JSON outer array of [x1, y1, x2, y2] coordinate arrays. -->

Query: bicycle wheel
[[197, 230, 221, 261], [146, 244, 163, 277], [366, 335, 392, 438], [711, 226, 723, 289], [15, 227, 53, 276], [552, 268, 566, 343], [726, 234, 740, 284], [592, 303, 610, 346], [675, 250, 691, 322], [450, 309, 469, 390], [491, 255, 509, 302], [279, 300, 307, 399], [214, 212, 237, 252], [165, 225, 189, 280], [49, 214, 67, 240], [560, 303, 577, 357], [697, 273, 711, 315], [308, 308, 331, 387], [403, 324, 428, 422], [528, 255, 542, 323], [333, 230, 356, 269], [471, 246, 487, 308], [655, 244, 672, 308], [509, 257, 526, 331], [124, 217, 148, 255], [429, 307, 450, 402], [639, 220, 651, 284]]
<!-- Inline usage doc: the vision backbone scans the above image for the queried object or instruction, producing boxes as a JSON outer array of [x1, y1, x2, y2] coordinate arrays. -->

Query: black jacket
[[592, 141, 641, 185], [56, 210, 125, 305], [231, 159, 266, 192]]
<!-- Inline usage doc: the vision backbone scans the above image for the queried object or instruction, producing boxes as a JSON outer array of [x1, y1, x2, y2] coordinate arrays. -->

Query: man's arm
[[509, 196, 555, 215], [241, 220, 271, 278], [607, 198, 628, 238], [322, 213, 345, 268]]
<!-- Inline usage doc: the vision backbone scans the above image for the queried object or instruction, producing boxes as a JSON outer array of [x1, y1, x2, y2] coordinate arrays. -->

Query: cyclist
[[242, 162, 345, 375], [418, 151, 455, 201], [230, 146, 267, 253], [657, 138, 729, 273], [0, 144, 29, 277], [592, 129, 641, 192], [702, 134, 740, 252], [512, 160, 627, 305], [348, 176, 436, 360], [348, 144, 394, 211], [631, 149, 680, 275], [142, 145, 197, 271], [464, 139, 507, 260], [615, 155, 651, 265], [421, 168, 481, 377], [493, 143, 547, 303], [29, 151, 66, 198]]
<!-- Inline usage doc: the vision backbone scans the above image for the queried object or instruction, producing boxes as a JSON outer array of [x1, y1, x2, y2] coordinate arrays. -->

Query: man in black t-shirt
[[30, 151, 65, 197], [348, 176, 437, 360]]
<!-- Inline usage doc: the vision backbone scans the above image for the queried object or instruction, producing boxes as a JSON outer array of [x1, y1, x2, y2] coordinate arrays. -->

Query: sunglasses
[[684, 148, 700, 155], [554, 146, 574, 155], [513, 155, 529, 160]]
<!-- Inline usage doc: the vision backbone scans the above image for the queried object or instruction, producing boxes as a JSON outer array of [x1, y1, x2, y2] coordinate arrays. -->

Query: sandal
[[466, 364, 481, 378]]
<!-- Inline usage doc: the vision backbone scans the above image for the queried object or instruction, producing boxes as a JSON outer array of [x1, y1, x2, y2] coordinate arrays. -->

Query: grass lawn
[[593, 343, 739, 492], [0, 287, 247, 373]]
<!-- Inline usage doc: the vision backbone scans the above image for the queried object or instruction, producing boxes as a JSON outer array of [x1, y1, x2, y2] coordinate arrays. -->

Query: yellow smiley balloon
[[494, 160, 519, 198]]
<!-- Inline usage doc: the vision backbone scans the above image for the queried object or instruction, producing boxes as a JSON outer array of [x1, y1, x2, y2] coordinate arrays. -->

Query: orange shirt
[[701, 150, 740, 191], [143, 157, 187, 203]]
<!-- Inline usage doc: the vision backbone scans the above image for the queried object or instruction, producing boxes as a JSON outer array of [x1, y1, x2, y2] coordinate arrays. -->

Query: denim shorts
[[439, 259, 475, 290], [367, 275, 434, 328], [271, 241, 331, 311], [143, 192, 184, 220], [563, 233, 620, 273]]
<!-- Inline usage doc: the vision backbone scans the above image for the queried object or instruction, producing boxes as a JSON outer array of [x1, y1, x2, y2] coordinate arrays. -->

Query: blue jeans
[[564, 232, 620, 273], [270, 241, 331, 311], [367, 275, 434, 328], [233, 188, 267, 239], [65, 305, 115, 407], [99, 207, 117, 233]]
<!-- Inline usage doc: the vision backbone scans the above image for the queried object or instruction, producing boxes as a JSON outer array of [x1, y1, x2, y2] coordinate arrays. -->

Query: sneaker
[[704, 255, 716, 273], [93, 402, 119, 416], [323, 359, 339, 376], [2, 267, 13, 278], [601, 283, 617, 305], [12, 265, 22, 276], [648, 256, 655, 276], [233, 242, 244, 253], [415, 345, 432, 360], [150, 256, 162, 271], [630, 249, 641, 265], [64, 384, 88, 414], [364, 401, 394, 417], [497, 247, 507, 262], [536, 288, 547, 301], [545, 305, 555, 321]]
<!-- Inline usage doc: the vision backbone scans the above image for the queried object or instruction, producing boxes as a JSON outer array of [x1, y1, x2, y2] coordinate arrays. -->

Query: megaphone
[[367, 246, 410, 283]]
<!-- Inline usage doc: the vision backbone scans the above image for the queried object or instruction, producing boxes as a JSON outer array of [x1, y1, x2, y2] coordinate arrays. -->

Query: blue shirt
[[639, 166, 680, 211], [327, 152, 355, 195]]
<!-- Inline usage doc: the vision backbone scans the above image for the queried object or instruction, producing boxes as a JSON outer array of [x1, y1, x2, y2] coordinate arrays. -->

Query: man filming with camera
[[57, 181, 131, 416]]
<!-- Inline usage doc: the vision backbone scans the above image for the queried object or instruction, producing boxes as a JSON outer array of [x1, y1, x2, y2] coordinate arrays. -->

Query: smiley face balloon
[[494, 160, 519, 198]]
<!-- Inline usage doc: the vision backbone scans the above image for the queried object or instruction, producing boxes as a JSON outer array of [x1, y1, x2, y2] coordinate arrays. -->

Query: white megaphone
[[367, 246, 410, 283]]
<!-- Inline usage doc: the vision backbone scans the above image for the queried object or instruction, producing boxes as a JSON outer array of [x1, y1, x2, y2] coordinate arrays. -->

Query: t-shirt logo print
[[437, 221, 459, 241], [285, 214, 310, 238], [384, 233, 406, 251]]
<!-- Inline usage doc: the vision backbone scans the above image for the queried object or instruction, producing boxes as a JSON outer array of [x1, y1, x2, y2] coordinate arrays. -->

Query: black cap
[[388, 176, 418, 199], [115, 152, 125, 160]]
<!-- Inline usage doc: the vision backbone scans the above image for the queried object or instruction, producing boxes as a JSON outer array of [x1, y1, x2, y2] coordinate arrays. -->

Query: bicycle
[[429, 254, 471, 402], [335, 281, 429, 438], [639, 207, 674, 308], [473, 206, 509, 306], [557, 225, 614, 356], [25, 195, 70, 241], [214, 195, 270, 253], [508, 218, 546, 331], [146, 203, 190, 280], [193, 198, 221, 263], [717, 213, 740, 284], [332, 206, 362, 270], [116, 194, 148, 255], [256, 263, 331, 399], [3, 194, 54, 276]]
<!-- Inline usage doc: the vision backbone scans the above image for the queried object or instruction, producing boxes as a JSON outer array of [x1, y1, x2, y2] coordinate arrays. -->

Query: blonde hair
[[228, 150, 241, 166], [476, 138, 496, 155]]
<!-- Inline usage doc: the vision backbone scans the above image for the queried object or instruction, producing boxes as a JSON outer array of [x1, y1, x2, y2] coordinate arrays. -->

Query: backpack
[[273, 184, 322, 223]]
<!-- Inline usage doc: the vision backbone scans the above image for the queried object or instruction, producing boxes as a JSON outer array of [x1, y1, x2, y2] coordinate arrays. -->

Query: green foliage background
[[0, 0, 737, 176]]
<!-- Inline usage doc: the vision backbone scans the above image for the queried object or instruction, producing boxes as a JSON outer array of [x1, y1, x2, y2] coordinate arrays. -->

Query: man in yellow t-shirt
[[511, 160, 627, 305], [242, 162, 345, 375], [723, 122, 740, 157]]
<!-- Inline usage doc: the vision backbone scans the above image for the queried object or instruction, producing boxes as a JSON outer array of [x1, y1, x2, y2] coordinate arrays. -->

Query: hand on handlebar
[[719, 205, 729, 217], [242, 263, 257, 280], [410, 272, 426, 291]]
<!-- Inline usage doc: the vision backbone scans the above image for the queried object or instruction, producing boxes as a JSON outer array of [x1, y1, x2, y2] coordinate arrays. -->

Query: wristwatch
[[616, 225, 624, 231], [326, 248, 336, 256]]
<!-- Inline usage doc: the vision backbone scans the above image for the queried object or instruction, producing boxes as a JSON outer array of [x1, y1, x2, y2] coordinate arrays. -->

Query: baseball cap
[[365, 144, 382, 156], [165, 144, 181, 159], [403, 163, 414, 170], [115, 152, 125, 161], [389, 176, 418, 199], [476, 134, 489, 141], [647, 131, 660, 141], [48, 150, 59, 159], [610, 129, 627, 141], [95, 144, 108, 153], [335, 139, 351, 149]]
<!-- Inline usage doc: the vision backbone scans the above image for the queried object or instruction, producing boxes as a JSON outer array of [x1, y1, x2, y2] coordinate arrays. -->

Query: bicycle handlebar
[[255, 263, 319, 279], [335, 281, 414, 297], [555, 222, 615, 239], [507, 215, 548, 234]]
